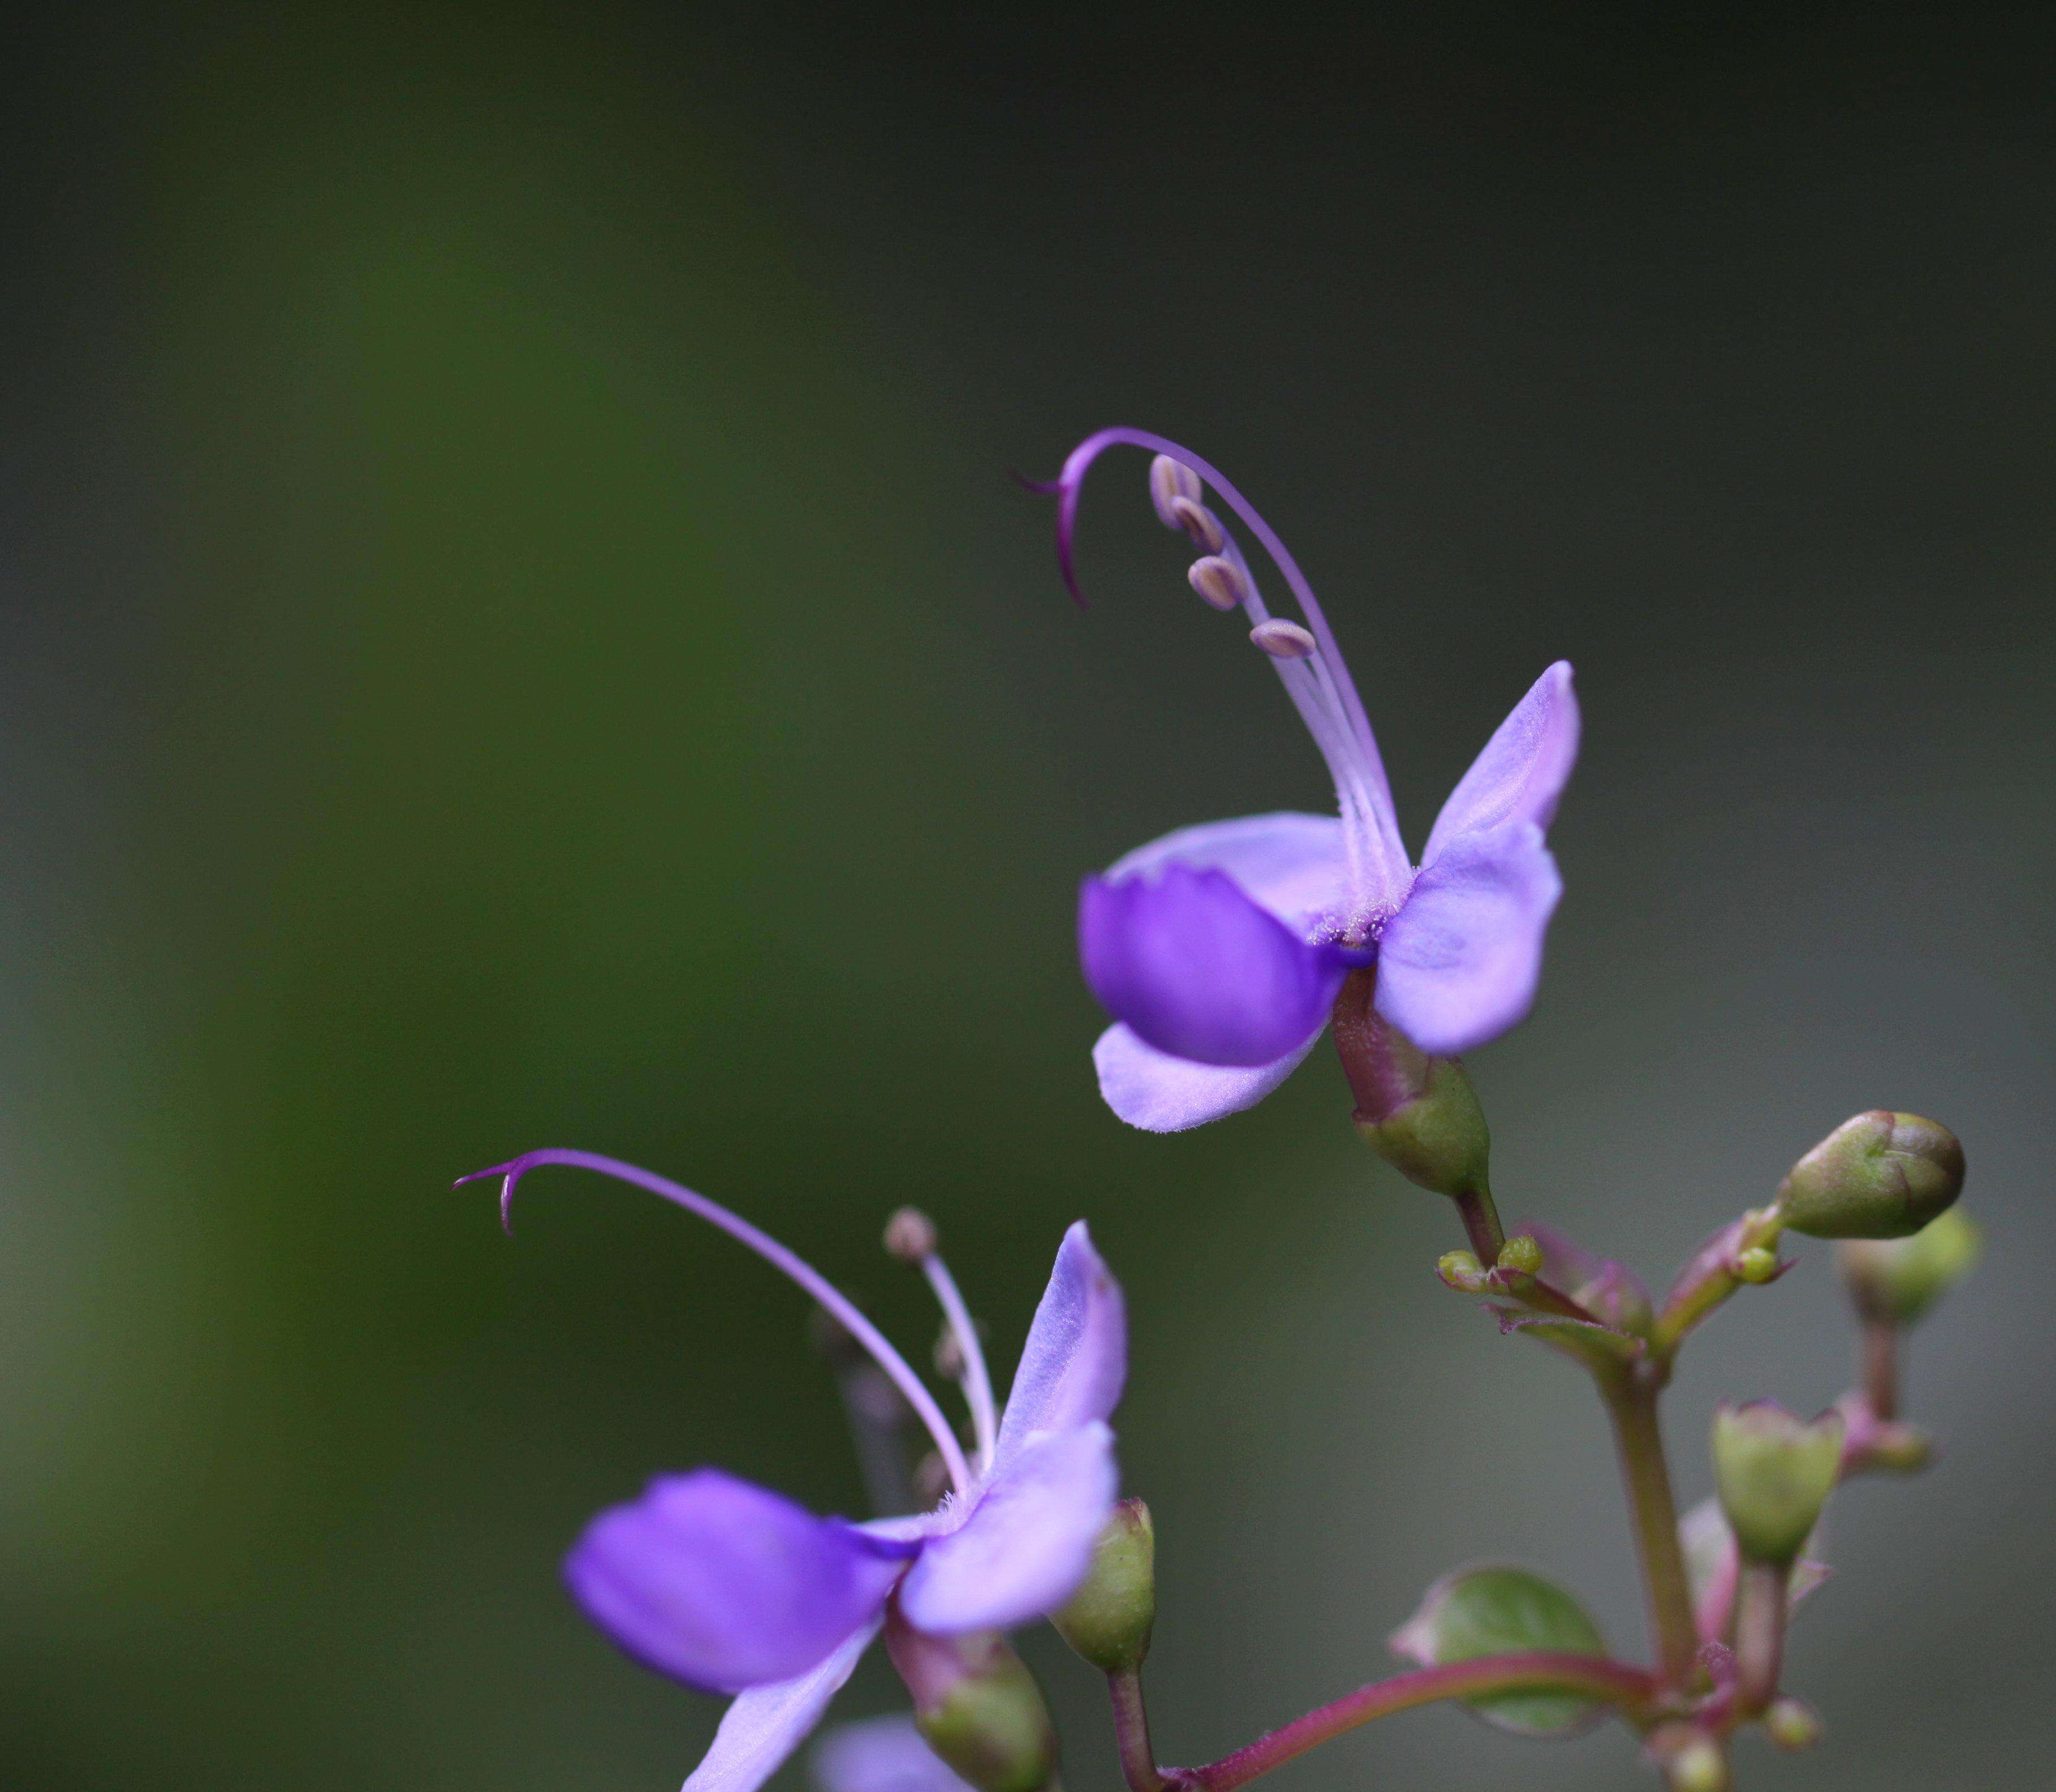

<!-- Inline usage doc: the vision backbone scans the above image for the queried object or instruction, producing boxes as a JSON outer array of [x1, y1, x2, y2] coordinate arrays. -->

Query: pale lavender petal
[[1080, 867, 1348, 1066], [1092, 1022, 1317, 1132], [566, 1470, 911, 1694], [897, 1423, 1118, 1634], [683, 1621, 880, 1792], [813, 1716, 973, 1792], [1105, 811, 1348, 932], [1374, 821, 1562, 1056], [994, 1222, 1126, 1466], [1421, 662, 1580, 868]]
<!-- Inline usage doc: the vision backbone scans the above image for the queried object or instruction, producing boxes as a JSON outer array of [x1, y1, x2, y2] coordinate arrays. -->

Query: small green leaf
[[1390, 1564, 1609, 1738]]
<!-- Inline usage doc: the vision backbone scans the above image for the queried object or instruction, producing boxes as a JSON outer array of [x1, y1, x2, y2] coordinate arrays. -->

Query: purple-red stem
[[1861, 1319, 1899, 1423], [1109, 1670, 1166, 1792], [1165, 1653, 1655, 1792]]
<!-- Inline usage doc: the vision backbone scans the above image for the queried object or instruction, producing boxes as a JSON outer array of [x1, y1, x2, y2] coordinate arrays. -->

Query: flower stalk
[[1604, 1372, 1701, 1688]]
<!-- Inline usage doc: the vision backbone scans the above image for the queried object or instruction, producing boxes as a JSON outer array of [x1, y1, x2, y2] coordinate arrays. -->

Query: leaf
[[1389, 1563, 1609, 1738], [1488, 1306, 1643, 1372]]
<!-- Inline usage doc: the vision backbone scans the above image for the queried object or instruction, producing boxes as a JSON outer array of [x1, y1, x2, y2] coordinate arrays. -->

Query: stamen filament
[[459, 1148, 975, 1496], [919, 1252, 999, 1472]]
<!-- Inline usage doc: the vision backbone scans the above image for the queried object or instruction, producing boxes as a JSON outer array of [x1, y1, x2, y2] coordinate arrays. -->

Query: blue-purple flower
[[460, 1149, 1124, 1792], [1038, 428, 1581, 1132]]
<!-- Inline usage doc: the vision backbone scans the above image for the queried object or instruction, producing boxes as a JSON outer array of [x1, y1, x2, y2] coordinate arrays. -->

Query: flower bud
[[1053, 1498, 1156, 1672], [1838, 1207, 1982, 1326], [1661, 1733, 1730, 1792], [884, 1619, 1058, 1792], [1710, 1402, 1844, 1566], [1775, 1112, 1964, 1239], [1764, 1696, 1824, 1752], [1496, 1235, 1544, 1278]]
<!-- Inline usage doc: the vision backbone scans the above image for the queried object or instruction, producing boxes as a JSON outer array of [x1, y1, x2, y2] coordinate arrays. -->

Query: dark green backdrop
[[2, 6, 2050, 1788]]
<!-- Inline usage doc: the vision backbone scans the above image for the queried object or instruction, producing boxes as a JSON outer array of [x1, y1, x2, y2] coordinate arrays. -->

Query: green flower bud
[[1732, 1246, 1780, 1285], [1053, 1498, 1156, 1673], [885, 1621, 1058, 1792], [1765, 1696, 1824, 1752], [1775, 1111, 1964, 1239], [1838, 1207, 1982, 1326], [1436, 1250, 1487, 1292], [1662, 1733, 1730, 1792], [1710, 1402, 1844, 1566], [1496, 1234, 1544, 1278]]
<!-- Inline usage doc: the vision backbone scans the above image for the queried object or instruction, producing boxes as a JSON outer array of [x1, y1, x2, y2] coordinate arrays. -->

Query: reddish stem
[[1167, 1653, 1655, 1792]]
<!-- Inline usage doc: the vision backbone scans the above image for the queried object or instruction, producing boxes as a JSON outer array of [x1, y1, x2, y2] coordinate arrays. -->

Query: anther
[[1250, 618, 1318, 659], [1167, 494, 1226, 554], [1187, 554, 1248, 612], [884, 1207, 938, 1264], [1147, 454, 1202, 527]]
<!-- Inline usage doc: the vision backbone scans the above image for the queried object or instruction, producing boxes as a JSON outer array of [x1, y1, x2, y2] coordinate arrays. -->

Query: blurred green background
[[2, 5, 2051, 1788]]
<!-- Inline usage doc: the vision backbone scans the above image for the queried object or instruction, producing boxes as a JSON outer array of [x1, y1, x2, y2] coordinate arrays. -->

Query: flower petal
[[1092, 1022, 1317, 1132], [1080, 867, 1347, 1066], [1106, 811, 1349, 932], [813, 1716, 973, 1792], [896, 1423, 1118, 1634], [566, 1469, 911, 1694], [994, 1221, 1126, 1465], [683, 1620, 880, 1792], [1421, 662, 1580, 868], [1374, 821, 1562, 1056]]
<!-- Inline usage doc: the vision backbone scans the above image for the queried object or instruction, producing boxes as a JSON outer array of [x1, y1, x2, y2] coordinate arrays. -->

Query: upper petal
[[1374, 821, 1562, 1056], [683, 1620, 880, 1792], [813, 1716, 973, 1792], [896, 1423, 1119, 1635], [994, 1221, 1126, 1466], [566, 1469, 911, 1694], [1421, 662, 1580, 868], [1106, 811, 1348, 932], [1079, 866, 1348, 1066], [1092, 1022, 1317, 1132]]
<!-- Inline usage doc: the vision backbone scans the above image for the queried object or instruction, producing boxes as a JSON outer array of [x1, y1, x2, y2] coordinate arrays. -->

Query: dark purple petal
[[897, 1423, 1119, 1634], [1421, 662, 1580, 868], [1374, 821, 1562, 1056], [1079, 866, 1348, 1066], [813, 1716, 973, 1792], [1092, 1022, 1319, 1132], [994, 1222, 1126, 1465], [565, 1469, 911, 1694], [684, 1621, 881, 1792], [1104, 811, 1349, 933]]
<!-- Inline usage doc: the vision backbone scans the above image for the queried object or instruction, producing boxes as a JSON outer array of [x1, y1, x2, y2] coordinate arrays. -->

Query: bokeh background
[[2, 5, 2051, 1788]]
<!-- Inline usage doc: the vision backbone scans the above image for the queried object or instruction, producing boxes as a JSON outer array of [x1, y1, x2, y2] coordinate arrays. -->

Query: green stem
[[1107, 1669, 1166, 1792], [1603, 1373, 1700, 1687], [1169, 1653, 1656, 1792]]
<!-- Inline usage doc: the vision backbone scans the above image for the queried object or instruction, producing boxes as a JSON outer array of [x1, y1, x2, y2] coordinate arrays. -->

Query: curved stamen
[[917, 1253, 998, 1473], [1041, 426, 1391, 809], [459, 1148, 975, 1496], [1036, 428, 1411, 919]]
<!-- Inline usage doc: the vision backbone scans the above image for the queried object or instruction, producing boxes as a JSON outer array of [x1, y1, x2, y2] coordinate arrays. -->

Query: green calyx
[[1710, 1402, 1844, 1566], [1354, 1056, 1492, 1201], [910, 1637, 1059, 1792], [1053, 1499, 1156, 1673], [1839, 1207, 1982, 1326], [1774, 1110, 1964, 1239]]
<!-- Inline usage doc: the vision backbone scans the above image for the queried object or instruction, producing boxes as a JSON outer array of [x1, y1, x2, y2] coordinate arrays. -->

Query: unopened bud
[[1497, 1235, 1544, 1278], [1146, 455, 1202, 528], [1775, 1111, 1964, 1239], [1765, 1696, 1823, 1751], [885, 1207, 938, 1263], [885, 1620, 1058, 1792], [1839, 1207, 1981, 1326], [1168, 495, 1226, 554], [1437, 1249, 1486, 1291], [1733, 1246, 1781, 1285], [1249, 618, 1317, 659], [1054, 1498, 1156, 1672], [1711, 1402, 1844, 1566], [1187, 555, 1248, 611], [1662, 1733, 1730, 1792], [1861, 1420, 1933, 1473]]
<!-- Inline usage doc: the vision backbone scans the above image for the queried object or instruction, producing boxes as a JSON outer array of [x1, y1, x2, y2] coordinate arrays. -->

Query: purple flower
[[1037, 428, 1580, 1132], [459, 1149, 1125, 1792]]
